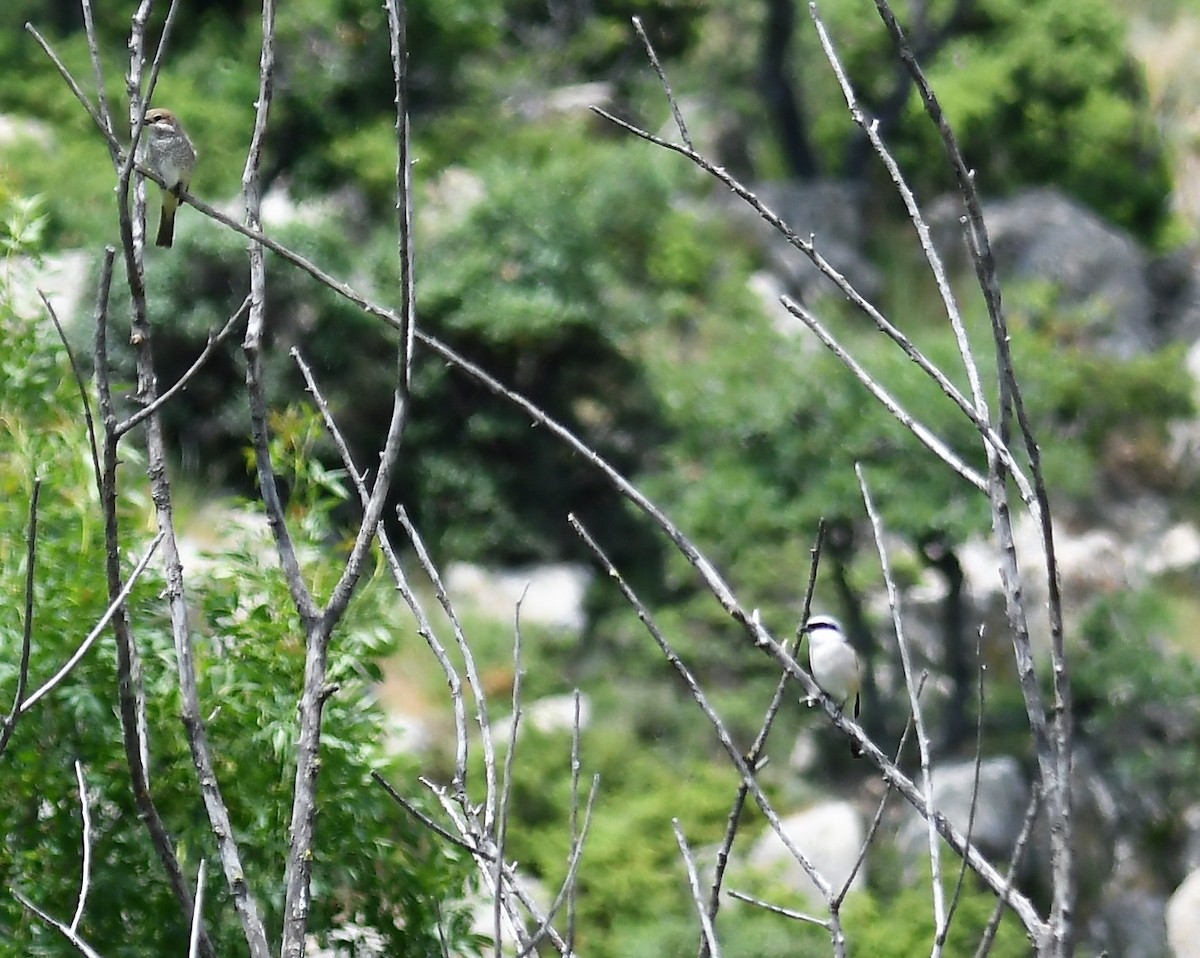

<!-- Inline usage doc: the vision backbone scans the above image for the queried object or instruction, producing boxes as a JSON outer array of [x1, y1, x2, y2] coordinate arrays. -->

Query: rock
[[1087, 887, 1168, 958], [718, 179, 881, 306], [1167, 868, 1200, 958], [445, 562, 590, 634], [744, 800, 866, 902], [0, 113, 53, 148], [492, 692, 591, 743], [934, 187, 1156, 357], [506, 82, 614, 122], [5, 250, 92, 332], [747, 270, 822, 351], [894, 757, 1029, 876]]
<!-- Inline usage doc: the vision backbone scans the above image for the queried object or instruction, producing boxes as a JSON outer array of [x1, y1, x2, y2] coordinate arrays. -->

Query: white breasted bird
[[803, 614, 862, 757]]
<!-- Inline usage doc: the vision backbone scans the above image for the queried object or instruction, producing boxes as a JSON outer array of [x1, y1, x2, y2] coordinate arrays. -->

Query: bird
[[138, 108, 196, 248], [803, 614, 862, 757]]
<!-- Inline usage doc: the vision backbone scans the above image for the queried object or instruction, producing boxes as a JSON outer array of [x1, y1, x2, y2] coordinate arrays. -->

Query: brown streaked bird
[[139, 108, 196, 248]]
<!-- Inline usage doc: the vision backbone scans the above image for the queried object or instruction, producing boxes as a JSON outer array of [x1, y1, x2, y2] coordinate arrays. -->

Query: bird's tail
[[156, 193, 178, 248]]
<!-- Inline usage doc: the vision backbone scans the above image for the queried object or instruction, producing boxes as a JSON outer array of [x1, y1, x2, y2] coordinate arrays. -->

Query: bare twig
[[808, 1, 986, 420], [19, 533, 163, 714], [632, 16, 693, 150], [836, 680, 923, 906], [590, 102, 1037, 508], [70, 761, 92, 934], [0, 479, 40, 760], [384, 0, 415, 391], [293, 351, 472, 800], [675, 820, 721, 958], [727, 890, 828, 928], [187, 860, 207, 958], [13, 889, 105, 958], [784, 296, 988, 494], [513, 773, 599, 958], [857, 465, 945, 951], [116, 296, 250, 437], [398, 508, 500, 832], [495, 587, 530, 958], [40, 291, 102, 491], [568, 515, 848, 956]]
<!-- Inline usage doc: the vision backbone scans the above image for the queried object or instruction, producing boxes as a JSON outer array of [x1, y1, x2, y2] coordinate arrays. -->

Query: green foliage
[[1074, 588, 1200, 850], [0, 304, 478, 956]]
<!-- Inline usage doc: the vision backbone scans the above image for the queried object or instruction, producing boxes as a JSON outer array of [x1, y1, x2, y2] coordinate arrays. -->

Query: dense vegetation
[[2, 0, 1199, 954]]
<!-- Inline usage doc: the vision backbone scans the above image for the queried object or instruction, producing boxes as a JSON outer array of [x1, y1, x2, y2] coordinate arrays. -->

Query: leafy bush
[[0, 302, 478, 956]]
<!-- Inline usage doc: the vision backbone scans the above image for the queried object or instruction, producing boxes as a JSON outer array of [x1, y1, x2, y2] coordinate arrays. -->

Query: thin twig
[[384, 0, 415, 391], [398, 508, 499, 833], [568, 516, 843, 936], [292, 350, 472, 800], [12, 889, 104, 958], [808, 1, 986, 420], [727, 890, 828, 928], [512, 773, 599, 958], [784, 296, 986, 493], [70, 761, 92, 934], [567, 690, 583, 954], [20, 533, 164, 714], [116, 297, 250, 437], [187, 860, 207, 958], [39, 291, 102, 492], [675, 820, 721, 958], [632, 16, 692, 150], [495, 586, 530, 958], [590, 102, 1036, 508], [857, 465, 945, 951]]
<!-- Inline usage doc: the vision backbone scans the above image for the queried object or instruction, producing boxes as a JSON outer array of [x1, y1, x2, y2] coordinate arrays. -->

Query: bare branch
[[495, 587, 530, 958], [675, 820, 721, 958], [836, 680, 922, 907], [13, 889, 105, 958], [384, 0, 415, 391], [40, 290, 102, 493], [19, 533, 163, 714], [187, 860, 207, 958], [116, 296, 250, 437], [785, 297, 988, 494], [70, 761, 93, 934], [293, 350, 472, 798], [631, 16, 693, 150], [943, 628, 988, 940], [398, 508, 500, 831], [726, 890, 828, 928], [857, 465, 945, 949], [808, 0, 986, 419], [568, 516, 844, 924]]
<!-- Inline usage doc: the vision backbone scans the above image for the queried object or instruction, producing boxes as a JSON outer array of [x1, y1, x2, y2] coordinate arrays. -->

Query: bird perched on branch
[[803, 614, 862, 757], [139, 108, 196, 248]]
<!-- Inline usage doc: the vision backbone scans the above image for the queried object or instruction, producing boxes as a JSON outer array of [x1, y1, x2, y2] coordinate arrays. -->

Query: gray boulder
[[744, 800, 866, 903]]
